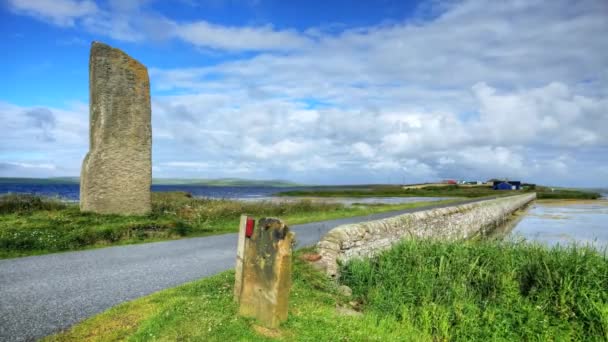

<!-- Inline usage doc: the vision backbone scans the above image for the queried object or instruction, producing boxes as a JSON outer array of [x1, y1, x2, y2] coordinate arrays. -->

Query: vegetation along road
[[0, 196, 500, 342]]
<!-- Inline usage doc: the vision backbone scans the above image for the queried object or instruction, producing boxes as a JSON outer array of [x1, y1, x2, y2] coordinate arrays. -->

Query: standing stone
[[80, 41, 152, 215]]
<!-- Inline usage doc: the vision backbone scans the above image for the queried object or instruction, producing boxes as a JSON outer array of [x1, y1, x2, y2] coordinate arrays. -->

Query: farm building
[[493, 181, 522, 190]]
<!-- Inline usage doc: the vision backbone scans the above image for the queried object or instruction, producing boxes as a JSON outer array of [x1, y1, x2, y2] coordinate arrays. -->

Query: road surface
[[0, 197, 494, 341]]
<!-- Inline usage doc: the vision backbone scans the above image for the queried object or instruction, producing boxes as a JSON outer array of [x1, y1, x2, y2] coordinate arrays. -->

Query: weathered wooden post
[[234, 215, 294, 328]]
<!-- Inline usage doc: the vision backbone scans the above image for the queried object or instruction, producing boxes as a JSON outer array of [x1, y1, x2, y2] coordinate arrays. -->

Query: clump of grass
[[341, 240, 608, 340], [0, 193, 66, 214]]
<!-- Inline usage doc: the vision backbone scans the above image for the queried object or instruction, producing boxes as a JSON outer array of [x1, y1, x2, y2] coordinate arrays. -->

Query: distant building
[[443, 179, 457, 185], [493, 181, 521, 190]]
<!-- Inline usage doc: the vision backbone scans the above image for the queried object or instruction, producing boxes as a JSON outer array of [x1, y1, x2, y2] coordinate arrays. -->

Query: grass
[[279, 184, 602, 200], [278, 184, 511, 198], [341, 240, 608, 341], [0, 192, 461, 259], [47, 242, 608, 341], [535, 186, 602, 200]]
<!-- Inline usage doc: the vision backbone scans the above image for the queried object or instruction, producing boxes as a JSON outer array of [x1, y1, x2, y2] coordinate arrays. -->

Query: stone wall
[[316, 193, 536, 277]]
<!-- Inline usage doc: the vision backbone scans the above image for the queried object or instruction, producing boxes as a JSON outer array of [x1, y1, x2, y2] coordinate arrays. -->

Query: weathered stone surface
[[80, 41, 152, 215], [315, 193, 536, 278], [236, 217, 294, 328]]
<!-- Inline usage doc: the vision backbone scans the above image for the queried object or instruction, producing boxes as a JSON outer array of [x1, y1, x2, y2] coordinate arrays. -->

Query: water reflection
[[509, 199, 608, 250], [239, 196, 453, 205]]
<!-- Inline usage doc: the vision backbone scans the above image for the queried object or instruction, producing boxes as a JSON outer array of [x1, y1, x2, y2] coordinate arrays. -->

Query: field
[[278, 184, 601, 199], [0, 192, 460, 259], [48, 241, 608, 341]]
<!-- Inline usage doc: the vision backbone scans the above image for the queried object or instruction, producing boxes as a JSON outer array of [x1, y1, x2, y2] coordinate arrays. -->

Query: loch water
[[508, 194, 608, 251], [0, 183, 451, 205]]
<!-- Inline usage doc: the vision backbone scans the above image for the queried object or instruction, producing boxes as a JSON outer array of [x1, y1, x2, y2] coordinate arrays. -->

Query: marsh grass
[[0, 192, 459, 258], [341, 240, 608, 341]]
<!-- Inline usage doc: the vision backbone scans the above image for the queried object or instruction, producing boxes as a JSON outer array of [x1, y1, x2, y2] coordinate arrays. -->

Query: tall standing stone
[[80, 42, 152, 215]]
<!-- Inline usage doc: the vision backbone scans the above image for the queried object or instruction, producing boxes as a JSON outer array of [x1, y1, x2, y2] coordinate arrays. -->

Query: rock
[[80, 41, 152, 215], [300, 253, 322, 262], [338, 285, 352, 297], [336, 305, 363, 317], [349, 300, 362, 310]]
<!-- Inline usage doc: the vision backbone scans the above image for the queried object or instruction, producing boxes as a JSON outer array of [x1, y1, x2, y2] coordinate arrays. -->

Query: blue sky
[[0, 0, 607, 186]]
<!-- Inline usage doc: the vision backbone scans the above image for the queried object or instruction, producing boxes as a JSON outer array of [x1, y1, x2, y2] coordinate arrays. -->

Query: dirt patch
[[253, 324, 285, 339]]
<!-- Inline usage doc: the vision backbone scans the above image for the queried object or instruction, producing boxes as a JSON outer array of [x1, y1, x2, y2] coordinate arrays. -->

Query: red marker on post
[[245, 217, 255, 238]]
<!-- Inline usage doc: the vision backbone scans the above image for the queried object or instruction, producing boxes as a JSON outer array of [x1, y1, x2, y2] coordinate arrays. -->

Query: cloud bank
[[2, 0, 607, 186]]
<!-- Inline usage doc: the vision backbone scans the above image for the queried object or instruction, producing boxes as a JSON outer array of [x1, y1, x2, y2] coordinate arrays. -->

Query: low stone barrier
[[315, 193, 536, 277]]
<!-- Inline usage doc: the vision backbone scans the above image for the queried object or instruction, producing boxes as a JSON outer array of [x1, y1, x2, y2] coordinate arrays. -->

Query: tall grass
[[341, 240, 608, 341], [0, 193, 66, 214]]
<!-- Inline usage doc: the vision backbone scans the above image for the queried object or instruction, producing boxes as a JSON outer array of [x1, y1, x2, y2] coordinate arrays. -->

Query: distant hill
[[0, 177, 301, 187], [151, 178, 301, 187], [0, 177, 80, 184]]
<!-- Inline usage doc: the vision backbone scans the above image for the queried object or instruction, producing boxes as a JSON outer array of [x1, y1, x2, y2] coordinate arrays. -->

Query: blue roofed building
[[493, 181, 522, 190]]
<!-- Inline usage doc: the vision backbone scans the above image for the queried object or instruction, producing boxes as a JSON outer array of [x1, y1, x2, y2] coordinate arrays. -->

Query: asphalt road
[[0, 197, 493, 341]]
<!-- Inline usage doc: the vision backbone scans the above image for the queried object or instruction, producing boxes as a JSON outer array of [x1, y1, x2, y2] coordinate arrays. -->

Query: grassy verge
[[0, 192, 461, 259], [47, 241, 608, 341], [342, 240, 608, 341]]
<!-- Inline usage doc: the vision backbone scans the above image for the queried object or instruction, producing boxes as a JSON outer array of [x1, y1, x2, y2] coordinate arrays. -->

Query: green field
[[48, 241, 608, 341], [0, 192, 461, 259], [278, 184, 601, 199]]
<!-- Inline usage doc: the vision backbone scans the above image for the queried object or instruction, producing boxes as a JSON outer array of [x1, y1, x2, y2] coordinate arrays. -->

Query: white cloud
[[174, 21, 311, 51], [3, 0, 608, 186], [7, 0, 97, 26]]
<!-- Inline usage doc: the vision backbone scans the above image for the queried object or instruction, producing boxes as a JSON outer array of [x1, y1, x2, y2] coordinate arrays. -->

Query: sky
[[0, 0, 607, 187]]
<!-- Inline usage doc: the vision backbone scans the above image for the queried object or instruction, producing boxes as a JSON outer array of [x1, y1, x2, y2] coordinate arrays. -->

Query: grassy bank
[[342, 240, 608, 340], [279, 184, 601, 200], [48, 241, 608, 341], [535, 186, 602, 199], [0, 192, 460, 259]]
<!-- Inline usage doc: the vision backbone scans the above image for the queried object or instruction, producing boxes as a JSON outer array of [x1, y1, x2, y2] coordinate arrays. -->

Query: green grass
[[341, 240, 608, 341], [279, 184, 602, 200], [279, 184, 510, 198], [535, 186, 601, 200], [0, 192, 461, 259], [47, 242, 608, 341]]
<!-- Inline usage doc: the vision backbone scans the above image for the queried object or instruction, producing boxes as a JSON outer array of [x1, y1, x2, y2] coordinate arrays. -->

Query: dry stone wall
[[316, 193, 536, 277]]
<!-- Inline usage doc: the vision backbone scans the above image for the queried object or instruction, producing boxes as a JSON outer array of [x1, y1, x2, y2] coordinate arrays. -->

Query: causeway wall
[[315, 193, 536, 277]]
